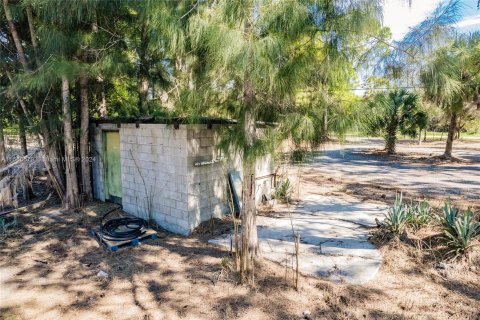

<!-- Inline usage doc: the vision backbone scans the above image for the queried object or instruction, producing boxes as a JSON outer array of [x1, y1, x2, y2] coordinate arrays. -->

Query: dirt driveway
[[300, 138, 480, 208]]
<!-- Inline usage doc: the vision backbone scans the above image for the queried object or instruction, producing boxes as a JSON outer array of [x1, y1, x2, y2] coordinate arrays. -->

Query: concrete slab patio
[[210, 193, 388, 284]]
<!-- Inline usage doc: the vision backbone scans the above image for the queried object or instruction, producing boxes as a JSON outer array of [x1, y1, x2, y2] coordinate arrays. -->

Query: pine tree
[[186, 0, 383, 280]]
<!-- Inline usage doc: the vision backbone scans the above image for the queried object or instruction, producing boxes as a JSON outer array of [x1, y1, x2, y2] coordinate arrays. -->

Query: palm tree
[[365, 89, 426, 154], [420, 37, 480, 158]]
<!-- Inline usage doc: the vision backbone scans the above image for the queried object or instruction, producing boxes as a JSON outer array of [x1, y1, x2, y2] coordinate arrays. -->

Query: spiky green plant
[[382, 193, 408, 235], [407, 200, 432, 229], [440, 200, 459, 235], [274, 177, 292, 203], [444, 209, 480, 258]]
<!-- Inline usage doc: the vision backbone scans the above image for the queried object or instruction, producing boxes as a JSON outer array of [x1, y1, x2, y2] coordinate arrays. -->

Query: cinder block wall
[[186, 125, 229, 230], [119, 124, 190, 234], [91, 122, 275, 235]]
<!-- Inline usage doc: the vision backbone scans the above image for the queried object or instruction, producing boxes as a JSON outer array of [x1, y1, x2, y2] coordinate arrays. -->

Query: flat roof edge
[[90, 117, 237, 125]]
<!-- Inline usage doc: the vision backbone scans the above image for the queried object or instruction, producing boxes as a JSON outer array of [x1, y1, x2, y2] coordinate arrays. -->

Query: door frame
[[103, 130, 122, 205]]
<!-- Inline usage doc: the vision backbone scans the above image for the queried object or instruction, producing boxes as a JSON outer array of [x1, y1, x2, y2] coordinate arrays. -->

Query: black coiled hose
[[100, 209, 147, 241]]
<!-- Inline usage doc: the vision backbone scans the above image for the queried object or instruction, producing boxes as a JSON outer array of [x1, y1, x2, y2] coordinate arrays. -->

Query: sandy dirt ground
[[1, 204, 479, 320]]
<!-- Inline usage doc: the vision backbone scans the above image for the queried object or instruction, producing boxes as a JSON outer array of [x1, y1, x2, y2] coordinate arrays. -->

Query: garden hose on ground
[[100, 208, 147, 241]]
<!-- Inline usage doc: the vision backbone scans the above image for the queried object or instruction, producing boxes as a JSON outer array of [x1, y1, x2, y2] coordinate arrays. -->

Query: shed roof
[[90, 116, 237, 126]]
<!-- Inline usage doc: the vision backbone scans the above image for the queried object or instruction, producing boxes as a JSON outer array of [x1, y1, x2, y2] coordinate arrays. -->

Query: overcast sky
[[383, 0, 480, 41]]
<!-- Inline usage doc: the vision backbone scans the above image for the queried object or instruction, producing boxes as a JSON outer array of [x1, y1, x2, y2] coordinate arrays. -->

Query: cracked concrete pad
[[209, 195, 388, 284], [296, 194, 387, 227]]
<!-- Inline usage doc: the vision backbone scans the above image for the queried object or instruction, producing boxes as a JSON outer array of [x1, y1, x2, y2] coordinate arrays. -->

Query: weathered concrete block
[[126, 136, 136, 144], [92, 122, 274, 236], [175, 200, 188, 212]]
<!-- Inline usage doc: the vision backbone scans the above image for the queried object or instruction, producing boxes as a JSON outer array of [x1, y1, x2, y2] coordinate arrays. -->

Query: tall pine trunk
[[62, 76, 80, 210], [0, 118, 6, 167], [239, 15, 258, 280], [240, 81, 258, 278], [79, 75, 93, 201], [444, 111, 457, 158]]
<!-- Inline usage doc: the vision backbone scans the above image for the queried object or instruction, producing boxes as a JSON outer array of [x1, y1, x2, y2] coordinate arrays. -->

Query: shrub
[[382, 193, 409, 235], [444, 208, 480, 258], [274, 177, 292, 203], [290, 149, 308, 163]]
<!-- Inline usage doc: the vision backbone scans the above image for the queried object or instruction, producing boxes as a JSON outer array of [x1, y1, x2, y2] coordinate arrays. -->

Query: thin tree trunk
[[18, 112, 28, 156], [3, 0, 28, 69], [18, 110, 34, 200], [79, 75, 93, 201], [5, 72, 41, 146], [322, 109, 328, 141], [456, 124, 462, 140], [418, 130, 422, 145], [138, 77, 149, 115], [0, 118, 6, 167], [92, 9, 98, 33], [62, 76, 80, 210], [137, 22, 149, 115], [4, 0, 65, 197], [96, 76, 107, 118], [26, 5, 41, 66], [444, 112, 457, 158]]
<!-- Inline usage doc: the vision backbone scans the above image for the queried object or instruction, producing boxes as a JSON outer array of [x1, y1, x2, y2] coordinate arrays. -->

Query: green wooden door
[[104, 131, 122, 204]]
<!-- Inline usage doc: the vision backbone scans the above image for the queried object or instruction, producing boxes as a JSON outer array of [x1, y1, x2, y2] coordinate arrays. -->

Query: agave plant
[[383, 193, 409, 235], [441, 200, 459, 235], [444, 209, 480, 258], [407, 200, 432, 229]]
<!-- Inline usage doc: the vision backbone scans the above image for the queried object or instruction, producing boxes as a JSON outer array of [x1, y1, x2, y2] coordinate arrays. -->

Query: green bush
[[290, 149, 308, 163], [274, 177, 292, 203]]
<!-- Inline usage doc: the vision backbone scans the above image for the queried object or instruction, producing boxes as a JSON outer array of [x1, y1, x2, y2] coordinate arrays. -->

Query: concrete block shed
[[90, 120, 275, 235]]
